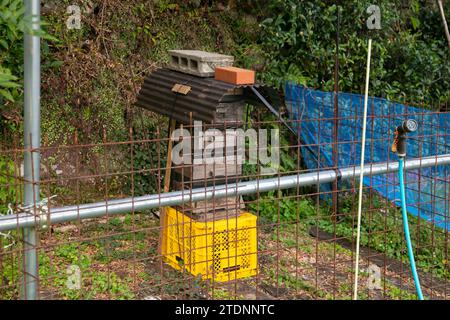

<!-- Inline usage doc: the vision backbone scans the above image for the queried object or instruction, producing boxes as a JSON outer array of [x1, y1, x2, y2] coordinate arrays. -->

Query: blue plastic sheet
[[285, 84, 450, 230]]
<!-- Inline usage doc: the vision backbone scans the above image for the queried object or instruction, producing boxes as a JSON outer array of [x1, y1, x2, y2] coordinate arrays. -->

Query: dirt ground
[[2, 211, 441, 300]]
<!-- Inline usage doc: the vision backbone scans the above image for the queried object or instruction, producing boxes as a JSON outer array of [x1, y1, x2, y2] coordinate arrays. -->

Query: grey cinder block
[[168, 50, 234, 77]]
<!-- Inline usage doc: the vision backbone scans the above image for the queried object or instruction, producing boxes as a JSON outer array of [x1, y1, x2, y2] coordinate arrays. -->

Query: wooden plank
[[171, 83, 192, 95], [176, 196, 244, 213], [159, 119, 177, 256]]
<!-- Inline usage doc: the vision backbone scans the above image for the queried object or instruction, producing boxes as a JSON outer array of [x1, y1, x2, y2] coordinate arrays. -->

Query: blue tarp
[[285, 84, 450, 230]]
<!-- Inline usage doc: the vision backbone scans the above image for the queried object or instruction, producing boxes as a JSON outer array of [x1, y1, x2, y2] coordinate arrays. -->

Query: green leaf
[[0, 88, 14, 102], [0, 39, 8, 49], [410, 16, 420, 30], [0, 73, 18, 82], [0, 81, 20, 88], [49, 60, 64, 68]]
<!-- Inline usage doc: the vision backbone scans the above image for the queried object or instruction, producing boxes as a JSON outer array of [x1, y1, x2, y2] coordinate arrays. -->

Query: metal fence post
[[22, 0, 41, 300], [1, 154, 449, 232]]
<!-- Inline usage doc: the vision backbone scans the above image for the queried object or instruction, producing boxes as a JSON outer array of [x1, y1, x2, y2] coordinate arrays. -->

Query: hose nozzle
[[391, 119, 418, 157]]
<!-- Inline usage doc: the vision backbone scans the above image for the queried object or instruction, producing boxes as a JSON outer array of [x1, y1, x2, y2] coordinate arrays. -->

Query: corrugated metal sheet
[[135, 68, 282, 124]]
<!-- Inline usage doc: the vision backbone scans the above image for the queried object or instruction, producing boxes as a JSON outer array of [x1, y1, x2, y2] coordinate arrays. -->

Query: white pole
[[353, 38, 372, 300]]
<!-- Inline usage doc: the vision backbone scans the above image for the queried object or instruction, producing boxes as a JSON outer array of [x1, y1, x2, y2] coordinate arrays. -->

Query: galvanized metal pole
[[1, 154, 449, 232], [22, 0, 41, 300], [332, 1, 340, 222]]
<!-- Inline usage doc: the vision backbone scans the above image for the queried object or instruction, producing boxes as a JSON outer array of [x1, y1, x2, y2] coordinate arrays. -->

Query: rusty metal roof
[[135, 68, 282, 124]]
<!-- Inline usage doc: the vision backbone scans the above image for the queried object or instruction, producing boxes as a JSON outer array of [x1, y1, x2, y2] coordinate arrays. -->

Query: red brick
[[214, 66, 255, 85]]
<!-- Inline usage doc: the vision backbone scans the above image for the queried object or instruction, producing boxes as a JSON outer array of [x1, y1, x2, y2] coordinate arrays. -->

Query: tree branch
[[437, 0, 450, 51]]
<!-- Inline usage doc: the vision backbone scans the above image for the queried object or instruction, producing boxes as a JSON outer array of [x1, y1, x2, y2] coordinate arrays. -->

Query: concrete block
[[168, 50, 234, 77]]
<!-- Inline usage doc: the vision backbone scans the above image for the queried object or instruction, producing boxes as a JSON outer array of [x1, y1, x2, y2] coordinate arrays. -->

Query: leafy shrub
[[318, 193, 450, 281], [248, 191, 317, 222], [258, 0, 450, 105], [0, 0, 26, 103], [125, 117, 168, 196], [0, 0, 57, 112], [0, 155, 17, 212]]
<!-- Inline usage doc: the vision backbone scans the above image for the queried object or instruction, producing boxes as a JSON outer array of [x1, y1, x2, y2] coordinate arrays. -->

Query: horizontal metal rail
[[1, 154, 449, 232]]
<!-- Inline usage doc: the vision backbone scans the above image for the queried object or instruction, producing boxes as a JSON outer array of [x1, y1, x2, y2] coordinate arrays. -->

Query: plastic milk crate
[[162, 207, 258, 282]]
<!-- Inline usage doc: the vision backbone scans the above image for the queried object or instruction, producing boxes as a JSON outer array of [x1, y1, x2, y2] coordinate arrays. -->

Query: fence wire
[[0, 94, 449, 300], [0, 1, 450, 300]]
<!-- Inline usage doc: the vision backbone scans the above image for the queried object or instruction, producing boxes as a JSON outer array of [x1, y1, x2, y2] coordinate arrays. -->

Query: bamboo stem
[[437, 0, 450, 51]]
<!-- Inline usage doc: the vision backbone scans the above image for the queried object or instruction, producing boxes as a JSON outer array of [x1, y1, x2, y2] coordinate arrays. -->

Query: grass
[[210, 288, 244, 300], [318, 193, 450, 282], [1, 199, 445, 300], [252, 191, 449, 283], [383, 282, 418, 300], [1, 175, 447, 300], [37, 241, 135, 300], [1, 212, 157, 300], [1, 0, 447, 301], [250, 191, 449, 299]]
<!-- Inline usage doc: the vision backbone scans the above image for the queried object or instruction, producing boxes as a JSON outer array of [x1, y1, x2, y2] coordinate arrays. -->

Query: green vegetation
[[0, 0, 25, 104], [252, 191, 450, 283], [41, 242, 135, 300], [0, 0, 56, 105], [210, 287, 244, 300], [248, 192, 316, 222], [1, 1, 449, 196], [0, 156, 16, 213], [1, 0, 449, 300], [383, 281, 418, 300], [319, 193, 450, 281], [257, 0, 450, 104], [125, 117, 168, 196]]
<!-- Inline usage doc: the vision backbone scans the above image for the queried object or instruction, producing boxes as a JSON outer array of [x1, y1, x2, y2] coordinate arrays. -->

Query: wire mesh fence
[[0, 89, 449, 300], [1, 0, 449, 302]]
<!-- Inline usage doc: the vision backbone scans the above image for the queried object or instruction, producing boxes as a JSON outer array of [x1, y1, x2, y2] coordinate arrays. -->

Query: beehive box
[[162, 207, 258, 282], [174, 196, 245, 219], [213, 101, 245, 126], [174, 162, 243, 181]]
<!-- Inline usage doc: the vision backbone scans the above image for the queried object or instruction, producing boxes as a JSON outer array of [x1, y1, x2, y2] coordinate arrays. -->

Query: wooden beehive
[[136, 67, 282, 221]]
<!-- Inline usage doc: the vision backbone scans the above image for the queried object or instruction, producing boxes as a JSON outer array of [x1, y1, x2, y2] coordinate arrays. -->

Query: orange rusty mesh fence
[[0, 96, 449, 300]]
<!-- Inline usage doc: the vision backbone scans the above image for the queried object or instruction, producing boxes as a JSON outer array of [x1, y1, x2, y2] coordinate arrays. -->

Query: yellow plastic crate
[[162, 207, 258, 282]]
